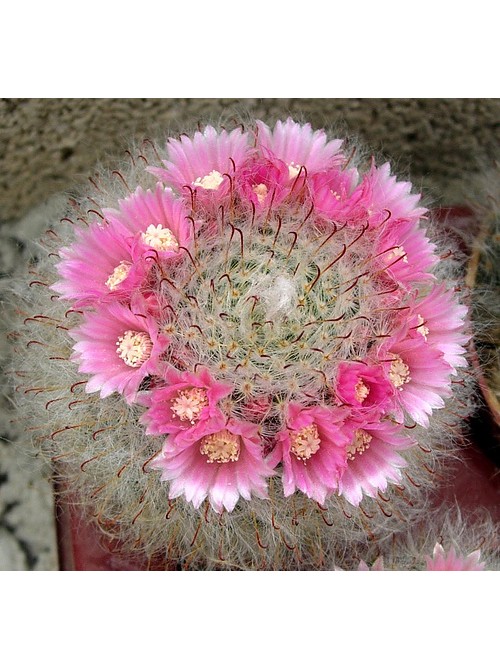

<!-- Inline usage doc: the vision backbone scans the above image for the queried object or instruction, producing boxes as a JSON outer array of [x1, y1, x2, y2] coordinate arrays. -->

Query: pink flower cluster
[[53, 118, 469, 514]]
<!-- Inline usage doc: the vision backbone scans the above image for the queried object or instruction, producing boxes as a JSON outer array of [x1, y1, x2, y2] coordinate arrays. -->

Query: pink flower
[[141, 367, 233, 437], [379, 333, 453, 427], [357, 162, 427, 228], [51, 221, 149, 308], [337, 419, 414, 506], [335, 361, 394, 416], [373, 219, 438, 287], [406, 285, 469, 373], [256, 118, 344, 178], [425, 543, 485, 571], [150, 416, 274, 513], [148, 125, 250, 207], [268, 403, 350, 505], [236, 157, 291, 210], [102, 184, 193, 263], [69, 301, 169, 401], [309, 167, 365, 224]]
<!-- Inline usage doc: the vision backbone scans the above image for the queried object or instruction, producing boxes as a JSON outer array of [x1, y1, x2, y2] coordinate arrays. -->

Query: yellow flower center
[[141, 224, 179, 252], [347, 429, 373, 461], [389, 355, 411, 388], [105, 260, 132, 290], [171, 387, 209, 424], [252, 183, 268, 204], [193, 170, 224, 190], [354, 379, 371, 403], [116, 330, 153, 367], [200, 429, 241, 464], [290, 423, 321, 461]]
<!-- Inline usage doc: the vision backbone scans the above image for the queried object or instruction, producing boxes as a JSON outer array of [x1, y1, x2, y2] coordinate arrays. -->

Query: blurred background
[[2, 99, 500, 222], [1, 98, 499, 570]]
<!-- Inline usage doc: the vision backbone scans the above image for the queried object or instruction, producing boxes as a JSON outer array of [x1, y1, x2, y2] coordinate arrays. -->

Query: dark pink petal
[[271, 404, 349, 504]]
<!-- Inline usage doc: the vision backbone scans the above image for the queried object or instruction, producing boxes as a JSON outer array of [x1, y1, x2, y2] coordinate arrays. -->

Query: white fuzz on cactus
[[334, 506, 500, 571]]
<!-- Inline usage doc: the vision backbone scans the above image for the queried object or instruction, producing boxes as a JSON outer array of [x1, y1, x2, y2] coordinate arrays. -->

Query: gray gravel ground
[[0, 198, 64, 570]]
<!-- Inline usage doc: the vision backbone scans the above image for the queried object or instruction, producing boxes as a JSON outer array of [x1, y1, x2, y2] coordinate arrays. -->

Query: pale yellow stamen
[[193, 170, 224, 190], [116, 330, 153, 368], [347, 429, 372, 461], [416, 314, 429, 340], [389, 355, 411, 389], [355, 379, 371, 403], [253, 183, 268, 204], [141, 224, 179, 252], [288, 162, 303, 180], [200, 429, 241, 464], [290, 423, 321, 461], [105, 260, 132, 290], [330, 189, 341, 200], [171, 387, 208, 424], [386, 246, 408, 264]]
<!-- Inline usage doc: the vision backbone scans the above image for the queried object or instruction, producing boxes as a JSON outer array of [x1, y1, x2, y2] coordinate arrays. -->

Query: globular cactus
[[8, 118, 476, 569]]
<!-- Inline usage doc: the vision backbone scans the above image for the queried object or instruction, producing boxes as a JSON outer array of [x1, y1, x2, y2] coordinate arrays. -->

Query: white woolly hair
[[4, 118, 481, 570], [334, 504, 500, 571]]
